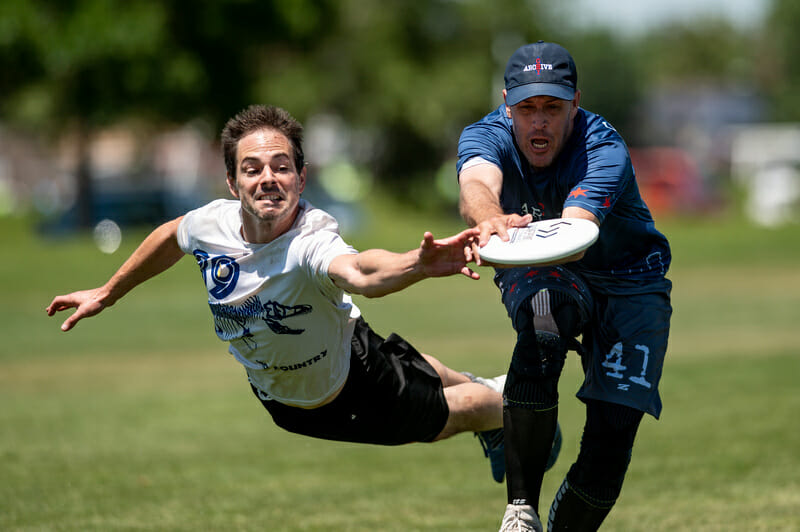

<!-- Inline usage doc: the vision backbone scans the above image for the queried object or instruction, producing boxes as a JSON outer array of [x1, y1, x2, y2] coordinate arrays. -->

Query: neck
[[240, 206, 300, 244]]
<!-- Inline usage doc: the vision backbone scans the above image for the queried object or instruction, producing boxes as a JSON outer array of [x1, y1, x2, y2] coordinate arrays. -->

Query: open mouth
[[257, 193, 283, 203], [531, 138, 549, 151]]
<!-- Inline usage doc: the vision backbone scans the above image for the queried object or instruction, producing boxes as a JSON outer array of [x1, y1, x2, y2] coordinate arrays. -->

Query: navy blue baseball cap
[[504, 41, 577, 105]]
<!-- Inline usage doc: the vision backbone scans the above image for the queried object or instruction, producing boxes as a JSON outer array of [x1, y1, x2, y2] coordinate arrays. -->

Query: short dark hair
[[221, 105, 305, 179]]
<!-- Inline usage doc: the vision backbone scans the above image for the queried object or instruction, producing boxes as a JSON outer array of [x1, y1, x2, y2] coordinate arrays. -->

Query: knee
[[503, 268, 593, 411], [510, 298, 569, 374], [505, 332, 565, 410]]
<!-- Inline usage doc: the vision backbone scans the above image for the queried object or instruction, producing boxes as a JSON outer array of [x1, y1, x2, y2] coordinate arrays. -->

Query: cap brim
[[506, 83, 575, 106]]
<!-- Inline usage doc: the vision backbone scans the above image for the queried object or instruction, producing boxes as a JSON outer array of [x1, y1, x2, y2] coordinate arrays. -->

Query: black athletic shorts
[[251, 317, 449, 445]]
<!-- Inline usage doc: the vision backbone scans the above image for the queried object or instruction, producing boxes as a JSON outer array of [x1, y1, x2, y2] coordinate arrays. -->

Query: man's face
[[505, 91, 580, 170], [227, 128, 305, 237]]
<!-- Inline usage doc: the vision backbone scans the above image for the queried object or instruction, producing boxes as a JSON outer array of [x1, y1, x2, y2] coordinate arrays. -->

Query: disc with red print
[[478, 218, 599, 266]]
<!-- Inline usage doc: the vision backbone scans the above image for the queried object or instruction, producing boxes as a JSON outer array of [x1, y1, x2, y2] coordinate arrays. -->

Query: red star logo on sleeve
[[602, 196, 611, 208], [569, 187, 588, 199]]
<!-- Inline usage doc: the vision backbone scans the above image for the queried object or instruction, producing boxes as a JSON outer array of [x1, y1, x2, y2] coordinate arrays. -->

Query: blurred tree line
[[1, 0, 798, 224]]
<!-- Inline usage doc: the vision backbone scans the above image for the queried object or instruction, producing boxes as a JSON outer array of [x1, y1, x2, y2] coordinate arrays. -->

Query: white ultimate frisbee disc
[[478, 218, 599, 265]]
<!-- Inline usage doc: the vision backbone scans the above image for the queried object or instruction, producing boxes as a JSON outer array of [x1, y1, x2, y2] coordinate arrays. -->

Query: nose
[[530, 110, 548, 129], [259, 168, 277, 187]]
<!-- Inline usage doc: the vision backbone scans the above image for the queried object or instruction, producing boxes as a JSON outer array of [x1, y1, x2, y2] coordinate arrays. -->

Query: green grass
[[2, 204, 799, 531]]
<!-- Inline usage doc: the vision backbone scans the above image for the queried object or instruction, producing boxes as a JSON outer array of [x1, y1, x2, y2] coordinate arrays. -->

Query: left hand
[[418, 227, 481, 280]]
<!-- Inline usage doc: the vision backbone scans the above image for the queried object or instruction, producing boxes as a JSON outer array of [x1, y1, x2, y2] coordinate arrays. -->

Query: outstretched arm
[[328, 227, 481, 298], [46, 217, 185, 331], [459, 164, 600, 266], [459, 164, 531, 266]]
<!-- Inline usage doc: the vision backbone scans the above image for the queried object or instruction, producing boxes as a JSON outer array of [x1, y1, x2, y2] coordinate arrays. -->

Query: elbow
[[337, 279, 386, 299], [360, 287, 390, 299], [458, 203, 470, 225]]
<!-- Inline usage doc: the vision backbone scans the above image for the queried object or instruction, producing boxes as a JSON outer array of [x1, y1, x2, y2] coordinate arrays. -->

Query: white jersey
[[176, 198, 360, 407]]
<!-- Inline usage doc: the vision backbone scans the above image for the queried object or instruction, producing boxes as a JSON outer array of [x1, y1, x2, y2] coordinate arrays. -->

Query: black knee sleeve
[[505, 272, 591, 410], [566, 400, 644, 506], [504, 362, 560, 411], [505, 309, 566, 410]]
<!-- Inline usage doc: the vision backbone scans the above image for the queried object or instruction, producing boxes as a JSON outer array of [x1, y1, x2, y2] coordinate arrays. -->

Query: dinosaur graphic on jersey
[[260, 300, 312, 334], [210, 295, 312, 349]]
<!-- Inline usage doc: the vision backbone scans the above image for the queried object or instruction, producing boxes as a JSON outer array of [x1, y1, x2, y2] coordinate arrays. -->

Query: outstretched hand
[[472, 213, 532, 267], [418, 227, 481, 280], [475, 213, 532, 245], [46, 287, 110, 332]]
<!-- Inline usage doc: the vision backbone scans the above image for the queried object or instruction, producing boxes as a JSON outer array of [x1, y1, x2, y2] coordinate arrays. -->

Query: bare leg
[[421, 353, 472, 387], [420, 353, 503, 441]]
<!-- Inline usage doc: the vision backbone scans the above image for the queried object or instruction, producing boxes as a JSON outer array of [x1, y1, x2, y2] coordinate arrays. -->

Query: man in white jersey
[[47, 105, 559, 481]]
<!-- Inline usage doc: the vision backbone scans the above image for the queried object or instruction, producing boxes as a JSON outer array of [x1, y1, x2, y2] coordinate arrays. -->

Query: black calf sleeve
[[548, 400, 644, 530], [504, 405, 558, 512], [503, 320, 564, 509], [571, 400, 643, 502], [548, 478, 613, 532]]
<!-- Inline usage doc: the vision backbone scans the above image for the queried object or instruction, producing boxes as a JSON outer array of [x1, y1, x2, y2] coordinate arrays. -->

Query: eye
[[272, 161, 292, 173]]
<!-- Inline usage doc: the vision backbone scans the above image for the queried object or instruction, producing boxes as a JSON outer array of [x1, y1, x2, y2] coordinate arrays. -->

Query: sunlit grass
[[2, 205, 799, 530]]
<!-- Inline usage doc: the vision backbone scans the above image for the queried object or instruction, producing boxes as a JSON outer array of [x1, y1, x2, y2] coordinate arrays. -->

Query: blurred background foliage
[[3, 5, 798, 529], [0, 0, 798, 230]]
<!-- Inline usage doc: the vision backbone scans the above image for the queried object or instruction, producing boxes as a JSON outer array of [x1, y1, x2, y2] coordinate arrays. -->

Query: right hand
[[473, 213, 532, 266], [46, 287, 110, 332]]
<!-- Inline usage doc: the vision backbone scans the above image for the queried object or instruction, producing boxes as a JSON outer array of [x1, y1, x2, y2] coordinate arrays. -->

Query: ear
[[502, 89, 512, 118], [570, 90, 582, 118], [298, 165, 307, 194], [226, 172, 240, 199]]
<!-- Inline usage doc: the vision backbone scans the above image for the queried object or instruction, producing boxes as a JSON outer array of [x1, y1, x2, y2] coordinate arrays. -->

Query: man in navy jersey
[[457, 41, 672, 531]]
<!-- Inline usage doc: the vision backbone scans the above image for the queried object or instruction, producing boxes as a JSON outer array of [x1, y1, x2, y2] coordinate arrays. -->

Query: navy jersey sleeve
[[456, 106, 514, 176], [562, 119, 633, 225]]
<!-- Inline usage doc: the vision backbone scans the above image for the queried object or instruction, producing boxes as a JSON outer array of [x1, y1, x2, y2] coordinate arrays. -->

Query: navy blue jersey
[[457, 104, 671, 283]]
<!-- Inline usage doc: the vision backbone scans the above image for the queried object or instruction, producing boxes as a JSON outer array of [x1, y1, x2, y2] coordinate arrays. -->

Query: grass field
[[2, 200, 799, 531]]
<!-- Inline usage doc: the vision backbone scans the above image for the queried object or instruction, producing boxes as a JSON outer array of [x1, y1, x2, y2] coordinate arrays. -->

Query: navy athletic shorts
[[251, 317, 449, 445], [577, 277, 672, 419], [496, 265, 672, 419]]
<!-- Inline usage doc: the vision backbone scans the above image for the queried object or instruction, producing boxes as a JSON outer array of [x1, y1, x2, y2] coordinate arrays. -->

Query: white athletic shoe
[[474, 374, 507, 394], [499, 504, 542, 532]]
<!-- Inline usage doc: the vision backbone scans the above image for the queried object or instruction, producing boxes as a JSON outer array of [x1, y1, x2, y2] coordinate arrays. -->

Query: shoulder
[[177, 199, 241, 250], [576, 109, 627, 149], [290, 200, 357, 280], [290, 200, 354, 257], [460, 104, 513, 140], [569, 109, 631, 165], [294, 199, 341, 235], [458, 105, 516, 171], [185, 198, 240, 221]]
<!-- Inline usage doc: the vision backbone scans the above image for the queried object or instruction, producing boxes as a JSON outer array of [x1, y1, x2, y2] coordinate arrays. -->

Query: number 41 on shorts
[[602, 342, 652, 391]]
